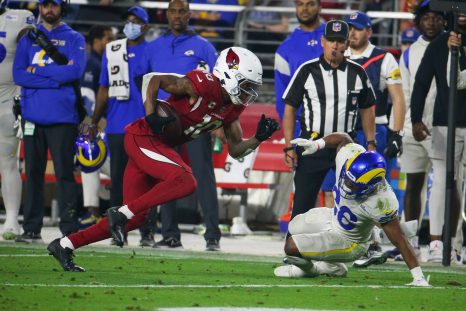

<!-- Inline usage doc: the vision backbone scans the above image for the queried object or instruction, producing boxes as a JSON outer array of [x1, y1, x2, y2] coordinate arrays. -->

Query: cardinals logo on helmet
[[226, 48, 240, 70]]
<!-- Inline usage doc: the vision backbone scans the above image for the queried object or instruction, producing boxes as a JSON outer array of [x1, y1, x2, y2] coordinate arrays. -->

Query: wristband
[[315, 138, 326, 150], [410, 266, 424, 280], [283, 146, 294, 153]]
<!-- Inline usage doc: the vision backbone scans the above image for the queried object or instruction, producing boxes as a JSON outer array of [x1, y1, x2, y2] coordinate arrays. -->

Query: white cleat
[[427, 240, 443, 263], [274, 264, 317, 278], [315, 262, 348, 277]]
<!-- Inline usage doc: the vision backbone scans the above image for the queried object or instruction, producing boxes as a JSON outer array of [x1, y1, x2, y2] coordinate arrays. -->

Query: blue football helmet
[[75, 133, 107, 173], [339, 151, 386, 200]]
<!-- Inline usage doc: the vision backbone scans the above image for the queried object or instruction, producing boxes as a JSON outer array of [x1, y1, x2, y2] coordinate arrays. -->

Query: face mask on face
[[123, 22, 142, 40]]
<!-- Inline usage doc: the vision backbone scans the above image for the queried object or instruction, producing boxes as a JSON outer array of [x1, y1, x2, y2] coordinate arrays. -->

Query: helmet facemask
[[338, 151, 386, 200], [339, 169, 380, 200], [213, 47, 263, 106], [229, 77, 260, 106]]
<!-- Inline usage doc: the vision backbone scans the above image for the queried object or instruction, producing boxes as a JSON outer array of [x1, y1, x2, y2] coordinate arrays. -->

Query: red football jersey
[[126, 70, 245, 145]]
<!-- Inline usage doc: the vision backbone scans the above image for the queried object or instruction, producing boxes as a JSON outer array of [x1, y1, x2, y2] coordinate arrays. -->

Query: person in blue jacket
[[89, 6, 152, 246], [13, 0, 86, 242], [138, 0, 222, 251], [274, 0, 324, 138]]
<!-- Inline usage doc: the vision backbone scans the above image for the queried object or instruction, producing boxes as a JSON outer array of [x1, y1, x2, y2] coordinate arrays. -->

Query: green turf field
[[1, 243, 465, 311]]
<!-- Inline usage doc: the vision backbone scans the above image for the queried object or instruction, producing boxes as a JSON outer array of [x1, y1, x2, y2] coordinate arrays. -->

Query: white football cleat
[[274, 264, 318, 278], [315, 262, 348, 277], [406, 277, 431, 287], [427, 240, 443, 263]]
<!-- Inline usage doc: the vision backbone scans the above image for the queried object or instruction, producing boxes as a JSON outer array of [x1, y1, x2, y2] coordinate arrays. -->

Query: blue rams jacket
[[138, 30, 218, 99], [274, 24, 325, 122], [13, 23, 86, 125]]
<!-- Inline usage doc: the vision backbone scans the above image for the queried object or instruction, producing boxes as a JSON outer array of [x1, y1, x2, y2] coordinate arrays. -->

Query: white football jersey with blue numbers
[[331, 143, 399, 243], [0, 9, 34, 100]]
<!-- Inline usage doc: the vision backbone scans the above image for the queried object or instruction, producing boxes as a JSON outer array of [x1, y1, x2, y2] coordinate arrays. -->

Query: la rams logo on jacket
[[32, 50, 54, 66]]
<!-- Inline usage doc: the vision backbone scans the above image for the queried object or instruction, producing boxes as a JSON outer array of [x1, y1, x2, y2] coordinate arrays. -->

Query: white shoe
[[230, 217, 252, 235], [406, 277, 431, 287], [314, 262, 348, 277], [274, 265, 310, 278], [451, 249, 462, 266], [427, 240, 443, 263], [275, 256, 319, 278]]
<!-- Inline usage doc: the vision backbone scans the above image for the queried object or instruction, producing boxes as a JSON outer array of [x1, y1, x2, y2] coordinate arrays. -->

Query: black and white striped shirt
[[283, 55, 376, 138]]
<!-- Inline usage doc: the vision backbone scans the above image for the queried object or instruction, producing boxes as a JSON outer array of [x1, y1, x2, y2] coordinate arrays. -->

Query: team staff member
[[138, 0, 221, 250], [345, 11, 405, 162], [283, 20, 376, 220], [79, 25, 114, 228], [411, 12, 466, 262], [89, 6, 151, 245], [274, 0, 324, 137], [0, 0, 34, 240], [398, 0, 446, 262], [13, 0, 86, 242]]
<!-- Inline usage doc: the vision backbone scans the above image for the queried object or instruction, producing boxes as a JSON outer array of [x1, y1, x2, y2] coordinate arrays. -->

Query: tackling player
[[0, 0, 34, 239], [274, 132, 430, 287], [47, 47, 280, 271]]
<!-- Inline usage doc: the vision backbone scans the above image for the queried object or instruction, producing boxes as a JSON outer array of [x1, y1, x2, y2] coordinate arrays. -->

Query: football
[[155, 99, 183, 143]]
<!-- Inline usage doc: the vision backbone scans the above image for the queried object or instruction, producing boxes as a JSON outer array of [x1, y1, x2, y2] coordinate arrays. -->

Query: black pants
[[291, 147, 336, 219], [107, 133, 156, 236], [161, 133, 220, 241], [22, 122, 79, 235], [107, 134, 127, 208]]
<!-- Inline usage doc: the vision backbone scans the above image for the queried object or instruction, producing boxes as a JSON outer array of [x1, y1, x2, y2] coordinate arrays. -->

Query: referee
[[283, 20, 376, 219]]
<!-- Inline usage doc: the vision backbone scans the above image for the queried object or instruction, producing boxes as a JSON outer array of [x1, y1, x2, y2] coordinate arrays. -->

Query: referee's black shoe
[[47, 238, 85, 272], [107, 207, 128, 247]]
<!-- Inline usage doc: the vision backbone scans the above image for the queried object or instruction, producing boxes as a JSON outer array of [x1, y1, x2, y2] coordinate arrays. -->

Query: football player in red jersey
[[47, 47, 280, 272]]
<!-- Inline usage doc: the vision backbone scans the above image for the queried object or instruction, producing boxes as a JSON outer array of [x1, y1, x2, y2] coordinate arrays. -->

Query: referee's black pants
[[291, 148, 336, 220]]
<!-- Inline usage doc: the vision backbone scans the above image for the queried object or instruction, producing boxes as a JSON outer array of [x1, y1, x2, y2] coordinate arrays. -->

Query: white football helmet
[[213, 47, 263, 106]]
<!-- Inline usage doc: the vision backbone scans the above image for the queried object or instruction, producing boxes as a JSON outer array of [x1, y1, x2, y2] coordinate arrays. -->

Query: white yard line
[[158, 308, 336, 311], [1, 253, 466, 275], [2, 283, 465, 290]]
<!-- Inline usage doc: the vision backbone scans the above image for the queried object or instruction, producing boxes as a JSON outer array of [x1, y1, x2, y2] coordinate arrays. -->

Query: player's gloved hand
[[145, 112, 175, 135], [255, 114, 280, 142], [406, 276, 431, 287], [290, 138, 326, 156], [384, 132, 403, 158]]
